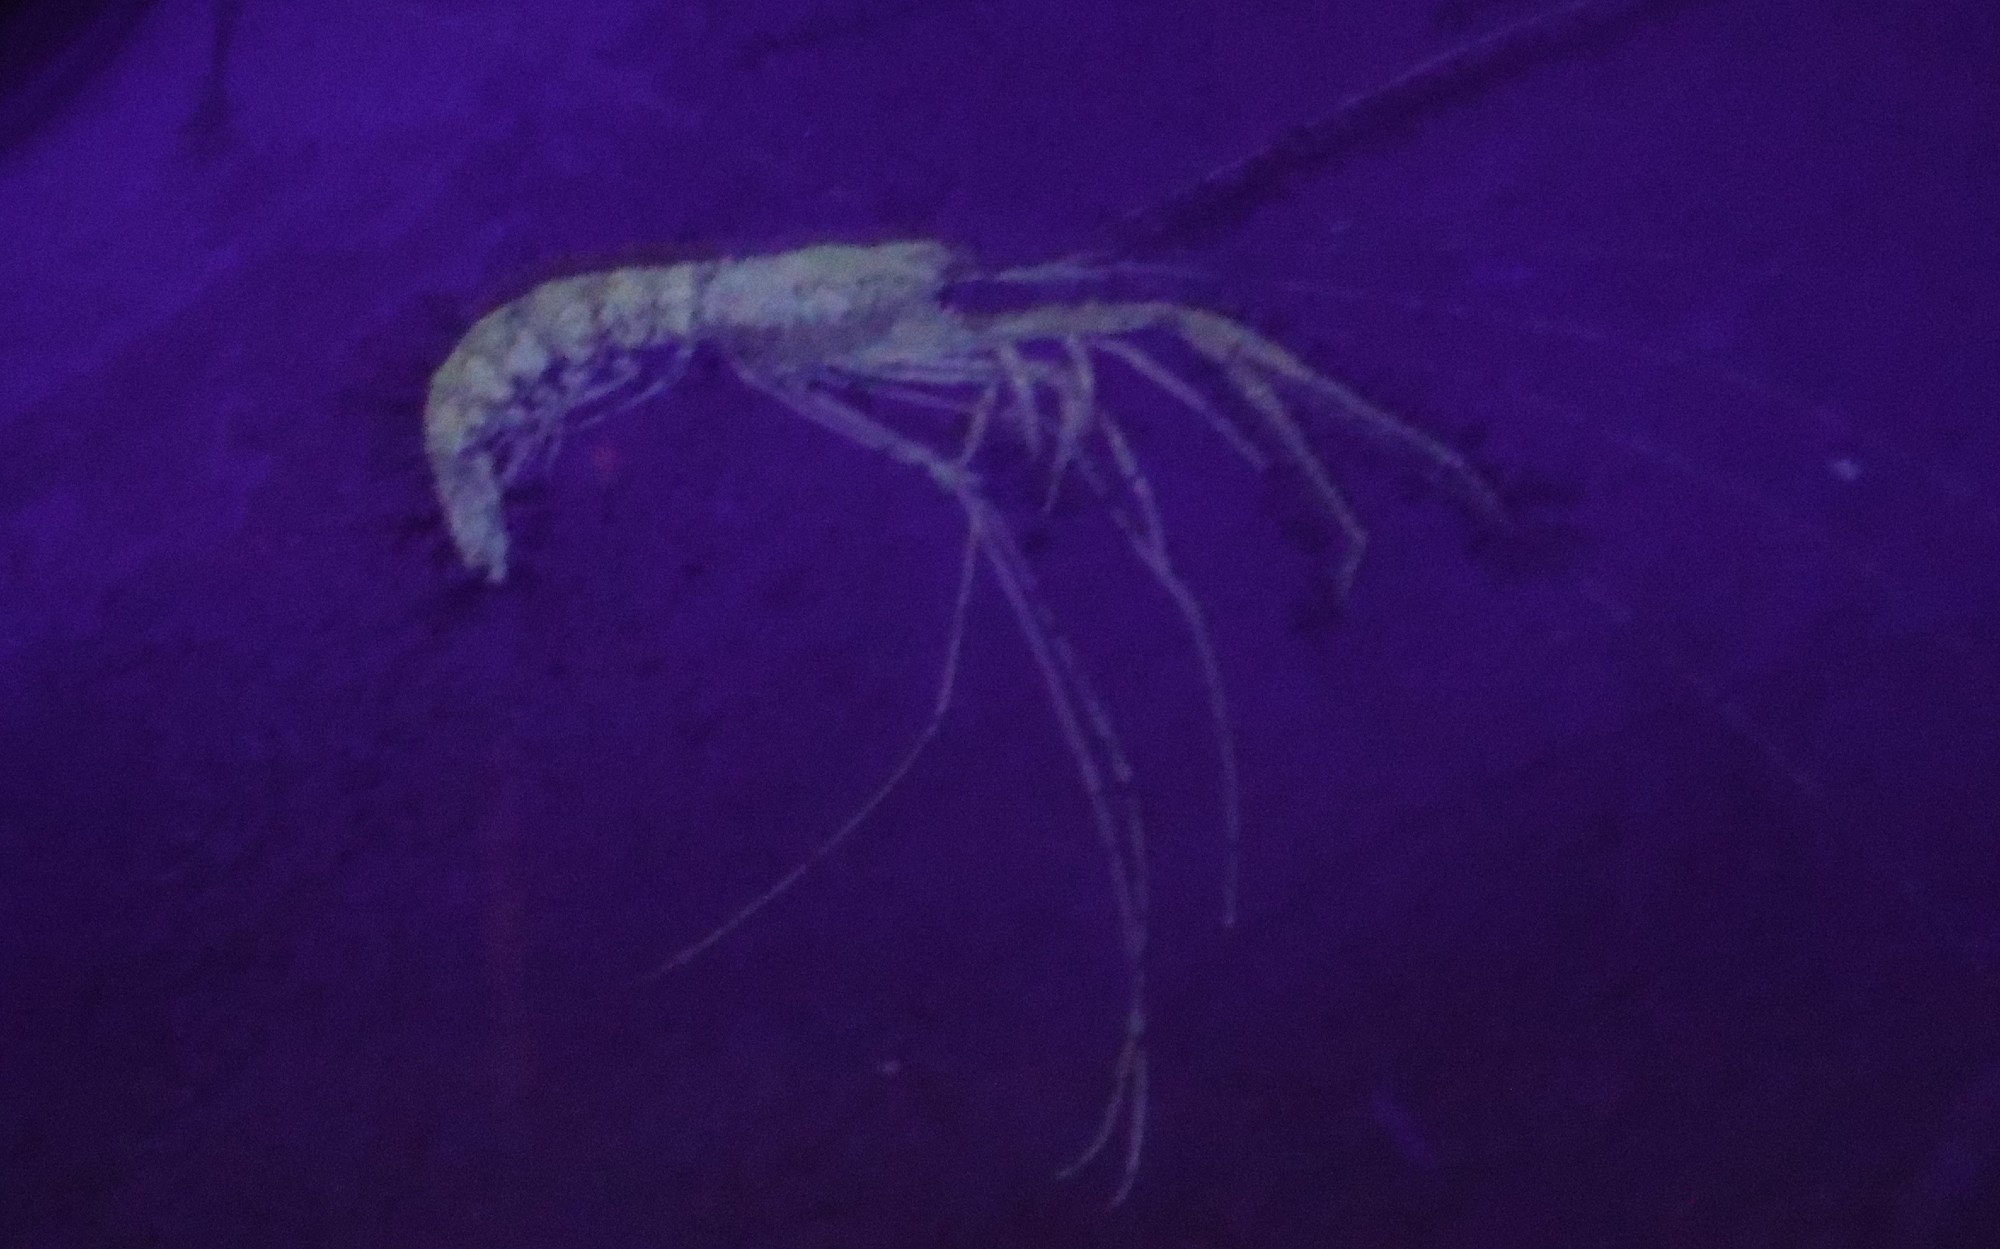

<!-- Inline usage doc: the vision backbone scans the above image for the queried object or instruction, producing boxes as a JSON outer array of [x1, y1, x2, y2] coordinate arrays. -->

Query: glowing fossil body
[[423, 239, 1504, 1203]]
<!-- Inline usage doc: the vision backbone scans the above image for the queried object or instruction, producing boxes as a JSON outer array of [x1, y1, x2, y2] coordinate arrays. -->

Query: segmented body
[[427, 242, 963, 580], [423, 239, 1503, 1205]]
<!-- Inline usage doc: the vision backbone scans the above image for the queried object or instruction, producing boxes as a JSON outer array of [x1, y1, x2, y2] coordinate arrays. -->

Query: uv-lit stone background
[[3, 1, 1996, 1245]]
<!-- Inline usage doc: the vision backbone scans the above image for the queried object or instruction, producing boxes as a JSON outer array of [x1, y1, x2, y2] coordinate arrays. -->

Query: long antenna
[[1099, 0, 1708, 259]]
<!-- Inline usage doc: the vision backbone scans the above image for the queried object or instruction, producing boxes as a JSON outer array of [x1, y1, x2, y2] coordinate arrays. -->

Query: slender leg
[[975, 301, 1508, 593], [965, 492, 1151, 1206], [648, 373, 997, 976], [1074, 409, 1246, 930], [747, 374, 1157, 1205], [1218, 354, 1373, 597], [1043, 338, 1096, 512], [1018, 346, 1246, 931], [995, 342, 1045, 454], [1172, 306, 1506, 525], [645, 521, 981, 977], [1094, 337, 1266, 470]]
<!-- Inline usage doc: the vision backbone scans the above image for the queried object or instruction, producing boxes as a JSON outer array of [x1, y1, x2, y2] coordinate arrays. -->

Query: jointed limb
[[1029, 345, 1247, 929], [965, 493, 1152, 1205], [646, 478, 983, 979], [1079, 414, 1245, 928], [746, 378, 1157, 1203], [980, 301, 1507, 594]]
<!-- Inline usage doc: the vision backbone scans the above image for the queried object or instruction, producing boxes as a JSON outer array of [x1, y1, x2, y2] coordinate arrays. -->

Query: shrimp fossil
[[424, 239, 1505, 1204]]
